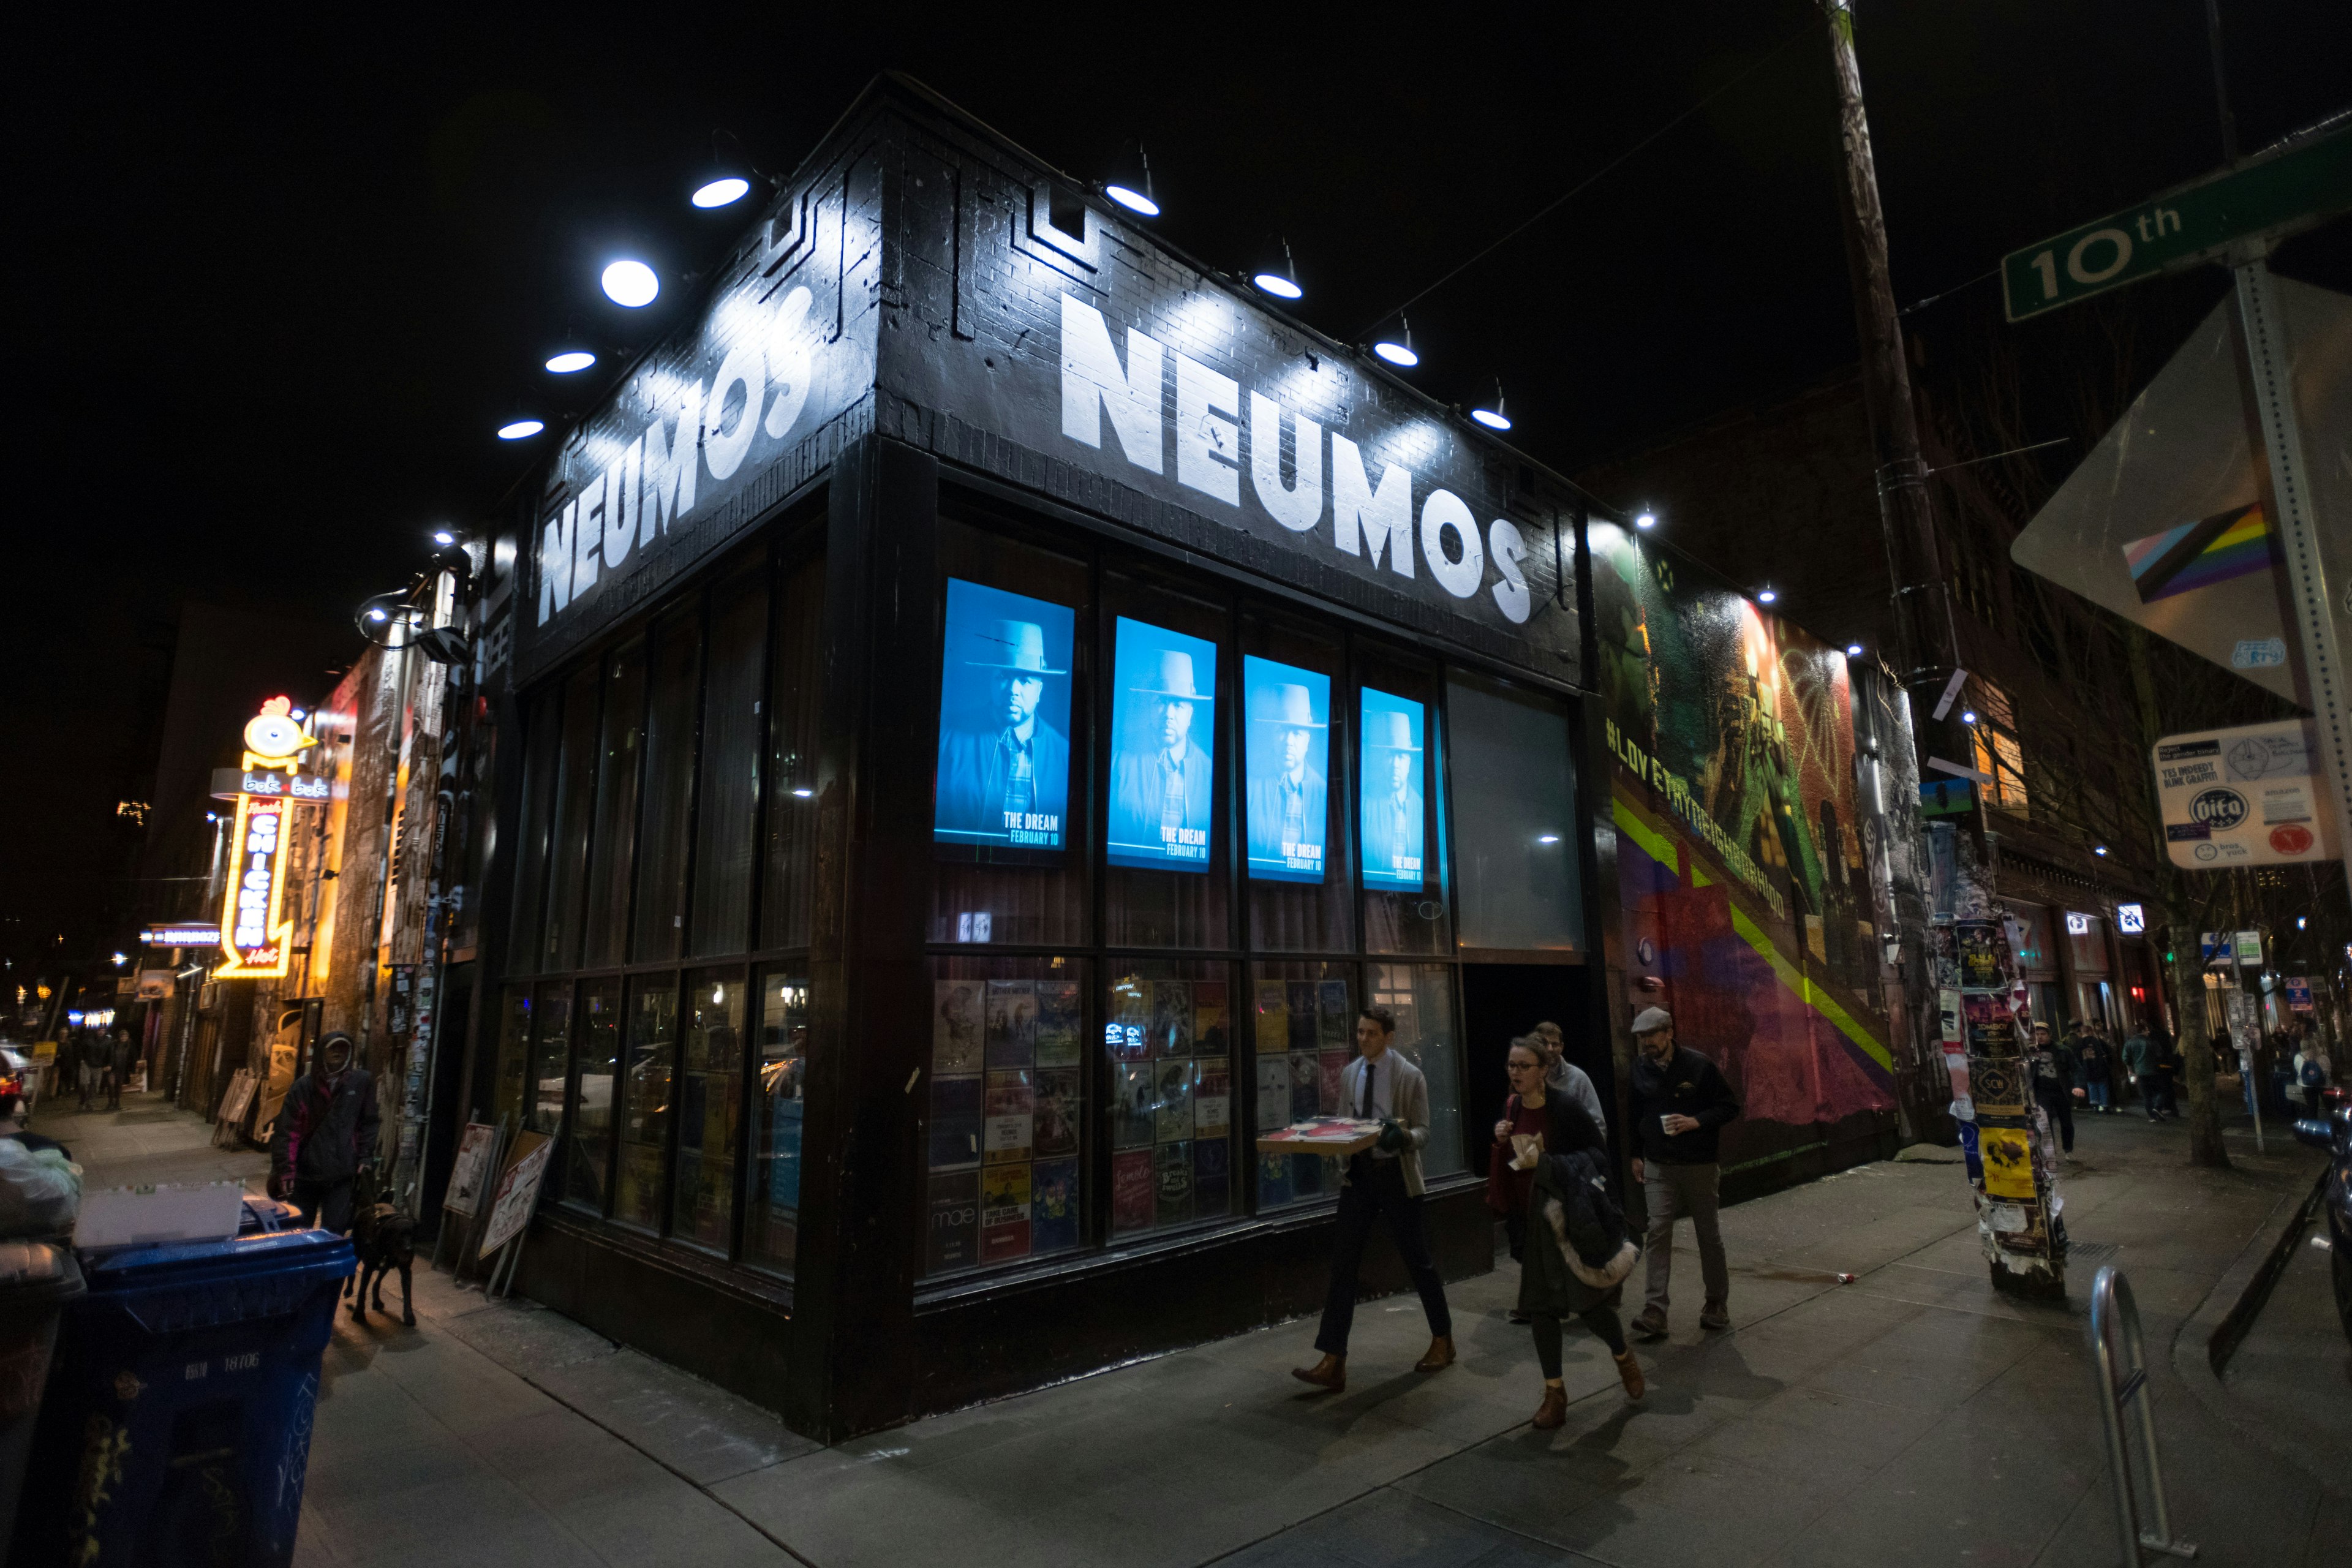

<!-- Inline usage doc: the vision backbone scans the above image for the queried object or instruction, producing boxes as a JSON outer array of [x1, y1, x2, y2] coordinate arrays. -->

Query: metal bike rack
[[2087, 1266, 2198, 1564]]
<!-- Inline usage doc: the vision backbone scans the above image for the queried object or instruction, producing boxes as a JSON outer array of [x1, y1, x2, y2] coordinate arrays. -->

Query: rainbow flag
[[2124, 503, 2271, 602]]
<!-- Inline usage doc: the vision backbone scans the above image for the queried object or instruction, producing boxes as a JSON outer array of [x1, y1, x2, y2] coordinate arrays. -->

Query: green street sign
[[2001, 125, 2352, 322]]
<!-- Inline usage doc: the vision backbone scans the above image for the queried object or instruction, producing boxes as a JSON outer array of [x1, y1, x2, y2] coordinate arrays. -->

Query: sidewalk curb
[[2168, 1169, 2343, 1499]]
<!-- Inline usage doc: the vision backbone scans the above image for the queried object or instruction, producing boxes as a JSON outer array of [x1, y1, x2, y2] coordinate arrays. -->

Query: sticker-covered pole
[[2231, 255, 2352, 895]]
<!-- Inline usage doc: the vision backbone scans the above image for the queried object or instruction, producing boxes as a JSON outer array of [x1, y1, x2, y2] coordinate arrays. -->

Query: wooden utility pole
[[1823, 1, 2062, 1299]]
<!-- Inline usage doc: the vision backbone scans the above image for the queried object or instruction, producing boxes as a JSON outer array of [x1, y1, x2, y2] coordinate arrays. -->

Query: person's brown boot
[[1613, 1348, 1646, 1402], [1414, 1335, 1457, 1371], [1291, 1353, 1346, 1392], [1532, 1384, 1568, 1429], [1700, 1299, 1730, 1331]]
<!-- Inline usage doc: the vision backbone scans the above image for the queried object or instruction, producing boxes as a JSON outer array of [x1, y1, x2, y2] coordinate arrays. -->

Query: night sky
[[11, 1, 2348, 966]]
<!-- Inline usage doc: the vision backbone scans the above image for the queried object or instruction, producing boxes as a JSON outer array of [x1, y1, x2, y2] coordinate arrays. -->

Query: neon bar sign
[[216, 698, 317, 979]]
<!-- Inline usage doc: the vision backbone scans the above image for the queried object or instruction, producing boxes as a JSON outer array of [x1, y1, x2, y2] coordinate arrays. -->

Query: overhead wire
[[1354, 9, 1828, 340]]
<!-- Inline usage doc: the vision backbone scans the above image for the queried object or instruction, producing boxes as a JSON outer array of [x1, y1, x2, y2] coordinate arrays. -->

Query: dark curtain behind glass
[[507, 694, 564, 976], [633, 606, 704, 962], [690, 566, 767, 957], [582, 641, 647, 968], [541, 664, 603, 971], [761, 556, 825, 951]]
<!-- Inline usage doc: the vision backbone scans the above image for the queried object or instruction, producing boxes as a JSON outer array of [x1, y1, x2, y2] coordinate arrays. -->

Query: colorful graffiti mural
[[1592, 524, 1897, 1172]]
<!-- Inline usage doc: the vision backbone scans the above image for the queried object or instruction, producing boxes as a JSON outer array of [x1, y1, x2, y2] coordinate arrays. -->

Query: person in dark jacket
[[105, 1028, 138, 1110], [1626, 1008, 1740, 1340], [1516, 1083, 1645, 1425], [2028, 1021, 2082, 1153], [50, 1033, 79, 1112], [269, 1032, 379, 1234]]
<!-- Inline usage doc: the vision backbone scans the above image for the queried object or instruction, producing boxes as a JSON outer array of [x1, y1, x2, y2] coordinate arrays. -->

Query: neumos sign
[[1058, 296, 1540, 627]]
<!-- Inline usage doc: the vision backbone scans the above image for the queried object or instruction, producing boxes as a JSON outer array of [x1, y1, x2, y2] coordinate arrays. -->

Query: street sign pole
[[2229, 254, 2352, 899]]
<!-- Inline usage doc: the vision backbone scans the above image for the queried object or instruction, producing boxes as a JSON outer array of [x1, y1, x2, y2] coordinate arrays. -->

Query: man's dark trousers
[[1313, 1157, 1450, 1356], [2137, 1073, 2163, 1119], [294, 1179, 355, 1235], [2037, 1090, 2074, 1153]]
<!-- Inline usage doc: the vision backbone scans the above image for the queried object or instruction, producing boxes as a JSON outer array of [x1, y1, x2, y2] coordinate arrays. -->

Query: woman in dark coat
[[1493, 1039, 1645, 1425]]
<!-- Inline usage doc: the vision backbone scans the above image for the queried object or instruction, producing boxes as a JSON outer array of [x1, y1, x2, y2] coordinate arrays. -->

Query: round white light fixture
[[1537, 834, 1561, 845], [1470, 408, 1510, 431], [1373, 339, 1418, 368], [545, 349, 597, 374], [1961, 709, 1978, 725], [1757, 587, 1778, 604], [791, 786, 815, 799], [1846, 643, 1864, 657], [1104, 184, 1159, 217], [1634, 512, 1657, 530], [431, 529, 456, 546], [2094, 845, 2109, 856], [111, 952, 127, 967], [1252, 270, 1302, 300], [601, 258, 659, 308], [692, 176, 751, 209], [497, 418, 545, 440], [366, 608, 390, 623]]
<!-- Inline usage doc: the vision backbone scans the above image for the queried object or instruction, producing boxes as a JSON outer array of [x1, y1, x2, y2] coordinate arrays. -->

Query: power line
[[1355, 12, 1826, 339]]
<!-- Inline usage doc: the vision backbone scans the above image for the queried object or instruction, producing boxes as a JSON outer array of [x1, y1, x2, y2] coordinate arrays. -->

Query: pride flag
[[2124, 503, 2270, 603]]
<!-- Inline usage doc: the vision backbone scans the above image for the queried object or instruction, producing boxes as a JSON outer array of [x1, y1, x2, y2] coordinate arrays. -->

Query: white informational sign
[[2152, 718, 2342, 869], [2117, 903, 2145, 935], [478, 1136, 552, 1256], [2235, 930, 2265, 965], [442, 1123, 497, 1217]]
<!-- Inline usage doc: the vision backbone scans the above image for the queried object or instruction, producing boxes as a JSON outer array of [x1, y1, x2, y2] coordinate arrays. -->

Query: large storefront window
[[500, 532, 825, 1278], [1105, 960, 1235, 1237], [1242, 617, 1354, 954], [924, 955, 1087, 1276], [1355, 648, 1452, 958], [1102, 572, 1230, 949], [1446, 669, 1581, 953]]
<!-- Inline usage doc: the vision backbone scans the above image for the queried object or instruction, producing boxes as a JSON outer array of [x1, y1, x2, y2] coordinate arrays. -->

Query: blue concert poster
[[1242, 656, 1331, 884], [933, 578, 1075, 851], [1106, 616, 1218, 872], [1358, 688, 1427, 889]]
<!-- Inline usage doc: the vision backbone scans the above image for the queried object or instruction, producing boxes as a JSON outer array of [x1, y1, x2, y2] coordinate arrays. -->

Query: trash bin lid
[[0, 1240, 84, 1303], [77, 1226, 352, 1334]]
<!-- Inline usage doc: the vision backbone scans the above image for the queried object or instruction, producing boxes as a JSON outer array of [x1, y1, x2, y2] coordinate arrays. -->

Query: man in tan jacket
[[1292, 1006, 1455, 1392]]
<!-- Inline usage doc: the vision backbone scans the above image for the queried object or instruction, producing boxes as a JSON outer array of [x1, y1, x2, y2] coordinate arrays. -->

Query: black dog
[[344, 1169, 417, 1327]]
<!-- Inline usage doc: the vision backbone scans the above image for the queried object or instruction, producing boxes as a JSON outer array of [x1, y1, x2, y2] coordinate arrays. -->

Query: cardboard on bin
[[74, 1181, 244, 1251]]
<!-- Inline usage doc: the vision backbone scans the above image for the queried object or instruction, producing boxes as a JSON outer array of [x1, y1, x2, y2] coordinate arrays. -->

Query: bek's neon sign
[[217, 698, 317, 979]]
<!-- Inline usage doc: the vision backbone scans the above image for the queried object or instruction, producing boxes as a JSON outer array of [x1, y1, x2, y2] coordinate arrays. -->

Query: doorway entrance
[[1458, 962, 1600, 1176]]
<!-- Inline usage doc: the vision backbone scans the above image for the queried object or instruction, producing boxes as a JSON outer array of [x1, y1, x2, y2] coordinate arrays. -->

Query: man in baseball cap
[[1626, 1007, 1740, 1340]]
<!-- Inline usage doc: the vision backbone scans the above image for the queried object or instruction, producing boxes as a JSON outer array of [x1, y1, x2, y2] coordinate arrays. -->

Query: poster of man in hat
[[934, 578, 1075, 850], [1243, 656, 1330, 883], [1108, 616, 1218, 870], [1359, 689, 1426, 889]]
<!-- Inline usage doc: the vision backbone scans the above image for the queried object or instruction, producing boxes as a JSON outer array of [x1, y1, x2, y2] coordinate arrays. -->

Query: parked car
[[0, 1044, 28, 1109], [2292, 1088, 2352, 1344]]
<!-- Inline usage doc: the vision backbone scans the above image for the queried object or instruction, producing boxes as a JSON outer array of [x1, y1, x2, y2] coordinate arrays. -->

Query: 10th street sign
[[2001, 124, 2352, 322]]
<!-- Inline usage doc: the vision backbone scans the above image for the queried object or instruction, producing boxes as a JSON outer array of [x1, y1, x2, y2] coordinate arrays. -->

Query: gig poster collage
[[926, 976, 1085, 1274]]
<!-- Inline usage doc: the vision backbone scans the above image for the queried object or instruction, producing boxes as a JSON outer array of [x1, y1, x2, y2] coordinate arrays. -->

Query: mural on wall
[[1592, 524, 1896, 1166]]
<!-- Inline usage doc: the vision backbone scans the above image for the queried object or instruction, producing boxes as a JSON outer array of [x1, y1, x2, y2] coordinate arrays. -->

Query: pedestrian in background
[[2076, 1025, 2113, 1115], [268, 1031, 379, 1234], [1291, 1006, 1455, 1393], [2154, 1031, 2184, 1119], [2294, 1034, 2332, 1118], [1626, 1008, 1738, 1340], [51, 1033, 80, 1114], [1512, 1084, 1645, 1424], [1531, 1020, 1607, 1138], [76, 1030, 100, 1111], [2123, 1025, 2157, 1119], [105, 1027, 137, 1110], [2027, 1021, 2082, 1154]]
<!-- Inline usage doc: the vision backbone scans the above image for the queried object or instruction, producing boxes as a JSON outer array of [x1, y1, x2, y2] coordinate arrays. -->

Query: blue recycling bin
[[10, 1219, 353, 1567]]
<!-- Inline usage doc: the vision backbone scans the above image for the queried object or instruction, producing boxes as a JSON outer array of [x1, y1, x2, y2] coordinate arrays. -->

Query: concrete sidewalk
[[31, 1091, 2343, 1567]]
